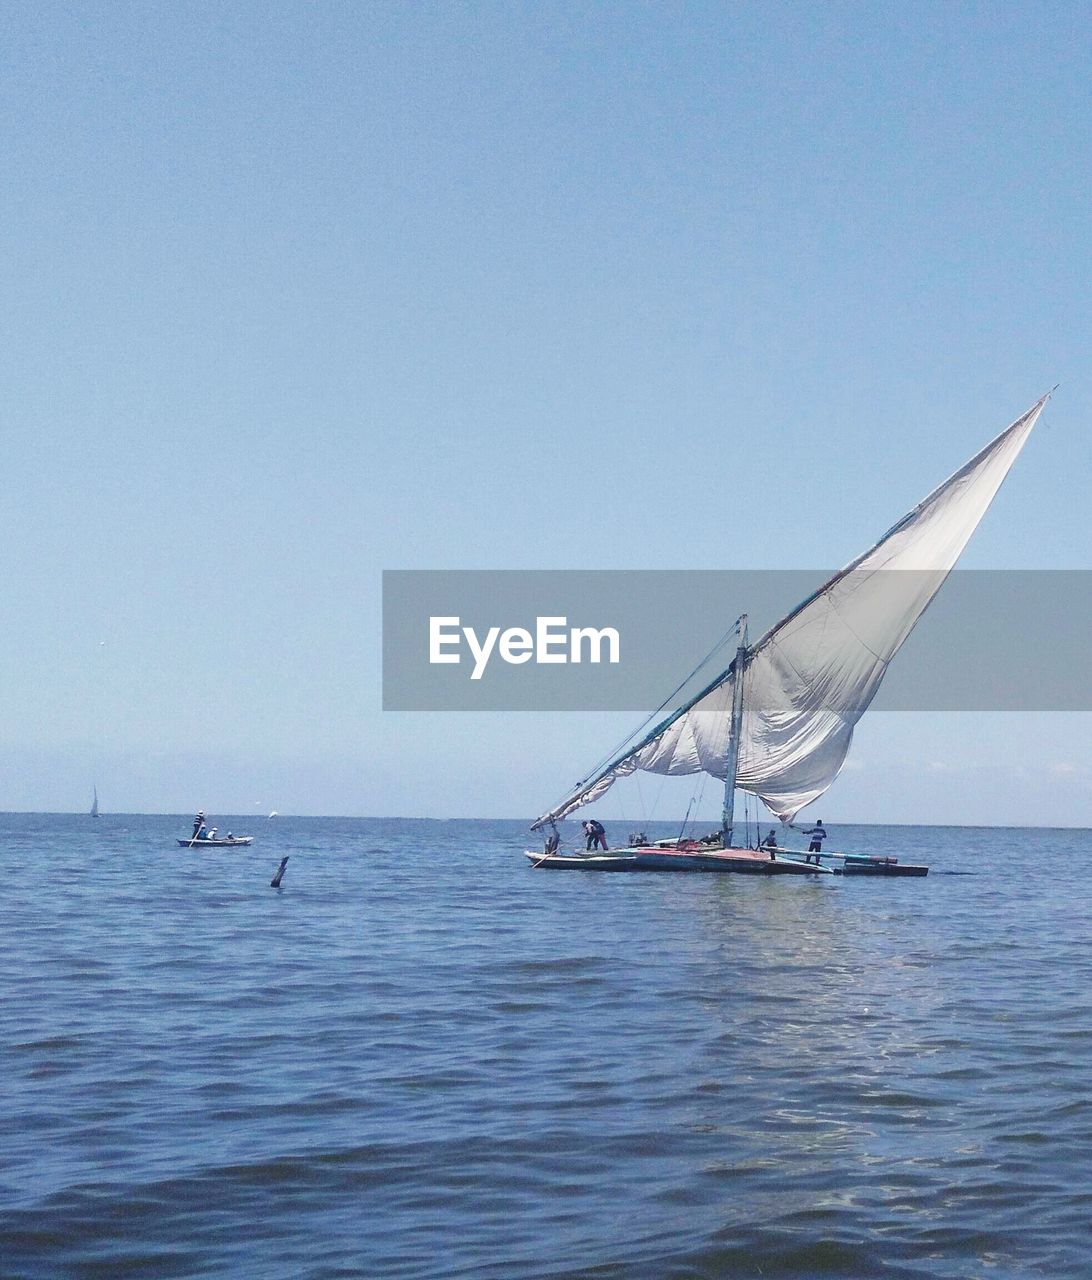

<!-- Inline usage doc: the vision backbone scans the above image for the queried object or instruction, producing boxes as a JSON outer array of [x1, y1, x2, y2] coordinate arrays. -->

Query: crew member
[[802, 819, 828, 864]]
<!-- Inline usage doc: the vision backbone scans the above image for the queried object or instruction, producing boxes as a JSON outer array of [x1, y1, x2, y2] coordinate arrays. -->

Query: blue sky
[[1, 2, 1089, 821]]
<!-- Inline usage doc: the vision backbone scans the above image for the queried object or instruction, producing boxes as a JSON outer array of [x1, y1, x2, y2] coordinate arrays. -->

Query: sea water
[[2, 813, 1091, 1279]]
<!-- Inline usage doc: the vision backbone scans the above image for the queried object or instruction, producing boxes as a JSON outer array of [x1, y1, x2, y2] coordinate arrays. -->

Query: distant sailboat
[[529, 394, 1051, 873], [90, 785, 99, 818]]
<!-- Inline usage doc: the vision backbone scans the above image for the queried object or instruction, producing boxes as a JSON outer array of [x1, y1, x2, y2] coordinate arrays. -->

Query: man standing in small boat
[[192, 811, 205, 838]]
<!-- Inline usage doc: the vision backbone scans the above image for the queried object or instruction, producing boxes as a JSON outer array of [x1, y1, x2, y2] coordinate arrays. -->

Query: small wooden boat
[[773, 849, 928, 876], [836, 853, 927, 877], [177, 836, 254, 848]]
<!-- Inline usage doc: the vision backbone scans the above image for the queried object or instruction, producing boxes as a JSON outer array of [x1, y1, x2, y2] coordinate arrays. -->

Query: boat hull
[[836, 857, 928, 877], [775, 850, 930, 877], [177, 837, 254, 848], [526, 847, 831, 874]]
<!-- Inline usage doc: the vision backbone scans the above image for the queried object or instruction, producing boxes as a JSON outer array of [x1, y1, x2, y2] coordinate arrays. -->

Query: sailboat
[[527, 394, 1050, 874], [90, 785, 99, 818]]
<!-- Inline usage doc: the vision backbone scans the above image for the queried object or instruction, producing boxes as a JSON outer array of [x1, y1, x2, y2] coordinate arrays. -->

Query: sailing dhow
[[528, 395, 1050, 873]]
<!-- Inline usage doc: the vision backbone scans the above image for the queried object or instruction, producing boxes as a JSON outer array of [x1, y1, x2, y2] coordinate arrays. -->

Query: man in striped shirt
[[800, 820, 827, 864]]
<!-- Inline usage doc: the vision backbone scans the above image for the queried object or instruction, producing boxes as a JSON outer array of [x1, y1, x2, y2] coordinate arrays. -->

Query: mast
[[720, 615, 748, 848]]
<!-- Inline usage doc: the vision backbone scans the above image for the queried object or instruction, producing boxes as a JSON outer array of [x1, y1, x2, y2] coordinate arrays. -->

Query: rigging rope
[[572, 619, 743, 789]]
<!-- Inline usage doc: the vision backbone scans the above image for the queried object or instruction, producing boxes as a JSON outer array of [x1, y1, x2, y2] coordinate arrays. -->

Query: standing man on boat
[[192, 811, 205, 838], [589, 819, 608, 850], [800, 819, 827, 863]]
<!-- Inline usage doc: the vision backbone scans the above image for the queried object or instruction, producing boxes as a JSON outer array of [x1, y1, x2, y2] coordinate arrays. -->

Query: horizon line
[[1, 810, 1090, 832]]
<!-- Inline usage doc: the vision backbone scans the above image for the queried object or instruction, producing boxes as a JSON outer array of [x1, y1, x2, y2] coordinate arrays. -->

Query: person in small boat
[[762, 828, 778, 849], [629, 831, 649, 847], [583, 820, 595, 850], [588, 819, 608, 851], [192, 811, 205, 838], [206, 827, 217, 841]]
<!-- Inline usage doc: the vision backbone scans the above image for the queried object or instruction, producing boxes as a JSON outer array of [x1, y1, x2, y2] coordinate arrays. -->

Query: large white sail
[[532, 395, 1047, 830]]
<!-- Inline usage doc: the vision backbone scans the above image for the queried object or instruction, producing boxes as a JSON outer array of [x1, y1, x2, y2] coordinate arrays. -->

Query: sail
[[532, 395, 1047, 830], [90, 786, 99, 818]]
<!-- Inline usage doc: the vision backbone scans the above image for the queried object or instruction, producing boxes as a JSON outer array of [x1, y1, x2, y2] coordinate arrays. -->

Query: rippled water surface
[[3, 814, 1092, 1278]]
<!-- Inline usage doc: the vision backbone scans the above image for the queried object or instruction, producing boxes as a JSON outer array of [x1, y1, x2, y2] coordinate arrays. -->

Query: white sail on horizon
[[532, 395, 1048, 831]]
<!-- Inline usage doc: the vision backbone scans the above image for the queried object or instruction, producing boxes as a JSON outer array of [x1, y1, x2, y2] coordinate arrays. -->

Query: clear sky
[[2, 2, 1089, 822]]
